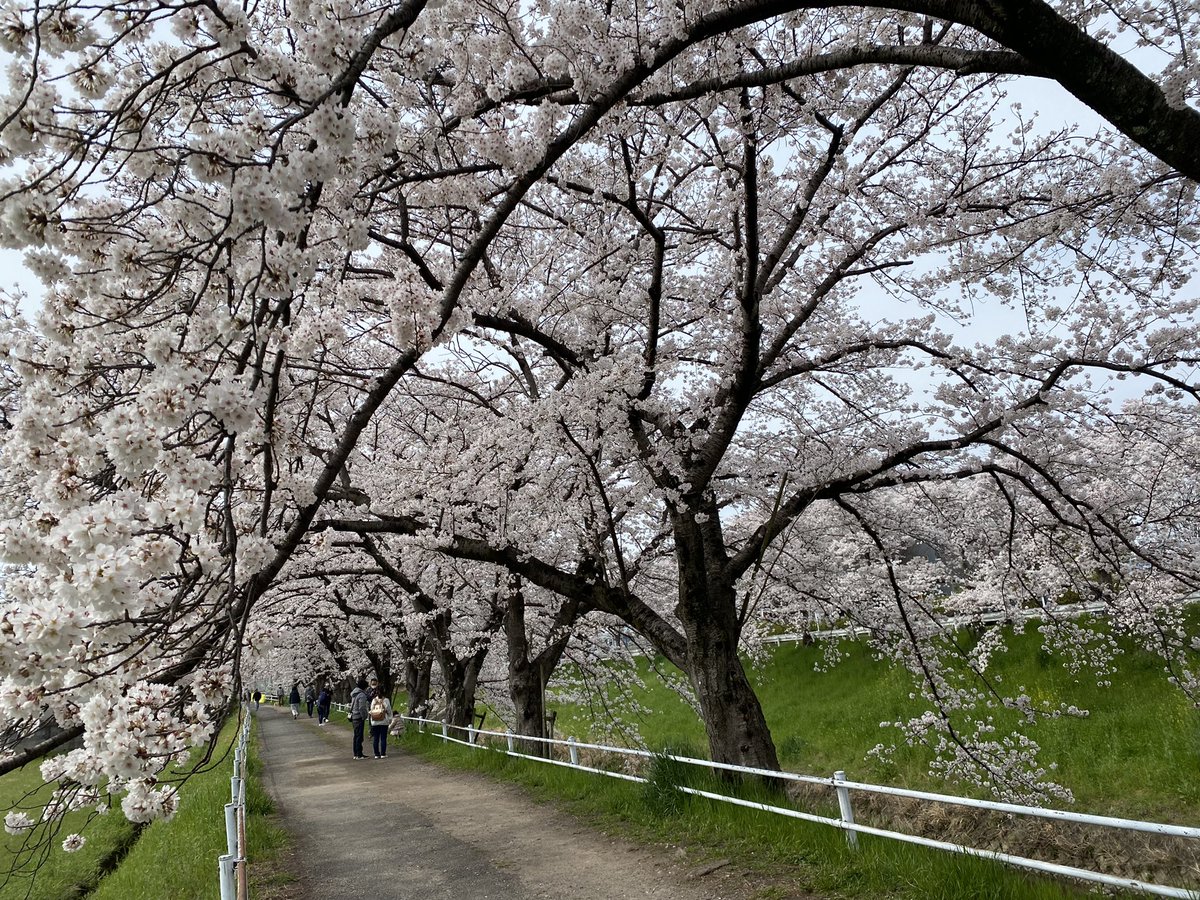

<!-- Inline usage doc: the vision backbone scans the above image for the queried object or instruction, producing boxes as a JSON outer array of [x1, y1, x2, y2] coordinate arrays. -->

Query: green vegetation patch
[[552, 622, 1200, 822], [0, 756, 137, 900], [88, 717, 287, 900]]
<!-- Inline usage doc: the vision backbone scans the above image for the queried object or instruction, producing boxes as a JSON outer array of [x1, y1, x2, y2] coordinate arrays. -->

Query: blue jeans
[[371, 724, 388, 757], [352, 719, 366, 757]]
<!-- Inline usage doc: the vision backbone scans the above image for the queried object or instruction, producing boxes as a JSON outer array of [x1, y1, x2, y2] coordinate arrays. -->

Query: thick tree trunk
[[504, 582, 572, 757], [508, 663, 548, 757], [404, 653, 432, 716], [440, 648, 487, 738], [674, 509, 780, 776], [678, 598, 780, 774], [364, 647, 395, 701]]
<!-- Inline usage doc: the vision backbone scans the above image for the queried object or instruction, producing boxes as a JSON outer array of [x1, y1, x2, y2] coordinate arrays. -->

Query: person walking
[[368, 691, 393, 759], [316, 686, 331, 725], [251, 690, 261, 713], [349, 678, 370, 759], [304, 685, 316, 718], [288, 684, 301, 719]]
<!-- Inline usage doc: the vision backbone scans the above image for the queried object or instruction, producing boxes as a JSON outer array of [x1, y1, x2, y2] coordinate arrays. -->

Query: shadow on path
[[254, 707, 745, 899]]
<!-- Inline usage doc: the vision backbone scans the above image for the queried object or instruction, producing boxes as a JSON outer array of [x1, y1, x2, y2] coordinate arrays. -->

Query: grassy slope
[[552, 622, 1200, 822], [88, 717, 287, 900], [0, 764, 136, 900], [0, 715, 288, 900]]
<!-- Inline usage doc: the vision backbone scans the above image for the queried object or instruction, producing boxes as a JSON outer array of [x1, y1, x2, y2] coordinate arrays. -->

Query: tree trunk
[[364, 647, 395, 701], [508, 663, 548, 757], [674, 508, 781, 776], [504, 581, 575, 758], [404, 653, 432, 716], [440, 648, 487, 738]]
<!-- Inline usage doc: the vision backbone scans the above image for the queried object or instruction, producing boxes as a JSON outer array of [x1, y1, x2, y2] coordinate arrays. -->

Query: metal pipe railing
[[219, 713, 252, 900], [399, 714, 1200, 899]]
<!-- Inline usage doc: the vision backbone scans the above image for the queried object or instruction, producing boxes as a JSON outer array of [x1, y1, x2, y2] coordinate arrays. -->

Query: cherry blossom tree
[[315, 48, 1200, 784], [0, 0, 1197, 831]]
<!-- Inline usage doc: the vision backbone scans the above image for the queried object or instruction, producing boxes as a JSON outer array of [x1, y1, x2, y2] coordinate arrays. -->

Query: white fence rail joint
[[399, 714, 1200, 900], [219, 713, 252, 900]]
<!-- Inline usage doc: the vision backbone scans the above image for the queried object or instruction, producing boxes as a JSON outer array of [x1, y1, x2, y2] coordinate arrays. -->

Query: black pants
[[352, 719, 366, 758], [317, 705, 329, 723], [371, 724, 388, 757], [306, 701, 314, 717]]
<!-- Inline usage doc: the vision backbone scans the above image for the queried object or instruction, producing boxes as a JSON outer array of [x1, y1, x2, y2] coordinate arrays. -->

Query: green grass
[[0, 714, 288, 900], [396, 726, 1128, 900], [0, 756, 137, 900], [87, 717, 288, 900], [551, 622, 1200, 822]]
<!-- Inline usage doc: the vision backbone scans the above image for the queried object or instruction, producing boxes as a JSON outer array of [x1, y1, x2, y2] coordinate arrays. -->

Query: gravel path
[[254, 707, 767, 899]]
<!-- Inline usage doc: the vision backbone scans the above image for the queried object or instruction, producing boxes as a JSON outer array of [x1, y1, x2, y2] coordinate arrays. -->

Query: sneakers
[[374, 755, 380, 759]]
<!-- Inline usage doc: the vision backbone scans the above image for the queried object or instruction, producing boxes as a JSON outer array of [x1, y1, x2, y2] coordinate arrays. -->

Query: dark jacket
[[288, 686, 301, 705], [349, 687, 370, 721], [316, 689, 331, 709]]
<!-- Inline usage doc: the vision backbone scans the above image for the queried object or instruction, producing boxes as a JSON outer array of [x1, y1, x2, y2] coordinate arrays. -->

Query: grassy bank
[[0, 759, 137, 900], [89, 716, 288, 900], [550, 622, 1200, 822], [0, 715, 288, 900]]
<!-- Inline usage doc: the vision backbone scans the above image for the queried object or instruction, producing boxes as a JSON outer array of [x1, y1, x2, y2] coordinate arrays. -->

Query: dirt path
[[253, 707, 770, 899]]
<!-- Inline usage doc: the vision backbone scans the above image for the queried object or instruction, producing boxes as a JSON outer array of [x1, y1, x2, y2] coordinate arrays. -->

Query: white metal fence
[[761, 601, 1111, 645], [219, 713, 251, 900], [400, 715, 1200, 900], [761, 595, 1200, 646]]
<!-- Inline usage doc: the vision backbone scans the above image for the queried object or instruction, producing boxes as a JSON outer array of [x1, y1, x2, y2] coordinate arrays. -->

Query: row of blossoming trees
[[0, 0, 1198, 841]]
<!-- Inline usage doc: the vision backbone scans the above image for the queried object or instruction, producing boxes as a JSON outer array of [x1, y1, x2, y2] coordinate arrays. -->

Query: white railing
[[762, 594, 1200, 645], [219, 713, 252, 900], [400, 715, 1200, 900], [761, 601, 1111, 645]]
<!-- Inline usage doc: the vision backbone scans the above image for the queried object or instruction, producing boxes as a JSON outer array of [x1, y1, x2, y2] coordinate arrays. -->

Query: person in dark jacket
[[316, 686, 331, 725], [348, 678, 370, 759], [288, 684, 301, 719], [304, 685, 316, 717]]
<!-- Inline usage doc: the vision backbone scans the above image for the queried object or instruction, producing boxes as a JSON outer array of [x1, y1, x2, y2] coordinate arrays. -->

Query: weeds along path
[[254, 707, 765, 900]]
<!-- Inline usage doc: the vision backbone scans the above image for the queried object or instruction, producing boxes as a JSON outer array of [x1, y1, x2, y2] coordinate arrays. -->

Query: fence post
[[506, 731, 514, 753], [467, 724, 476, 745], [568, 736, 579, 766], [834, 770, 858, 849], [218, 853, 237, 900], [441, 720, 448, 740], [224, 802, 238, 856], [230, 774, 242, 805]]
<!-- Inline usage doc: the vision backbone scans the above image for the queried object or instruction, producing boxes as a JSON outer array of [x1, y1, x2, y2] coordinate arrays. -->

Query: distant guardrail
[[401, 714, 1200, 900], [761, 601, 1110, 645], [761, 595, 1200, 645]]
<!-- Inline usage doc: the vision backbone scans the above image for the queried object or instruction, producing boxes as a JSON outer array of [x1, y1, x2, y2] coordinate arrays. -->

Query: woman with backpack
[[368, 690, 393, 758]]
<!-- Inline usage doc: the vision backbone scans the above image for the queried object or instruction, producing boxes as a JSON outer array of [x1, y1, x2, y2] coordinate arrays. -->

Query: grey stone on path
[[254, 707, 753, 899]]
